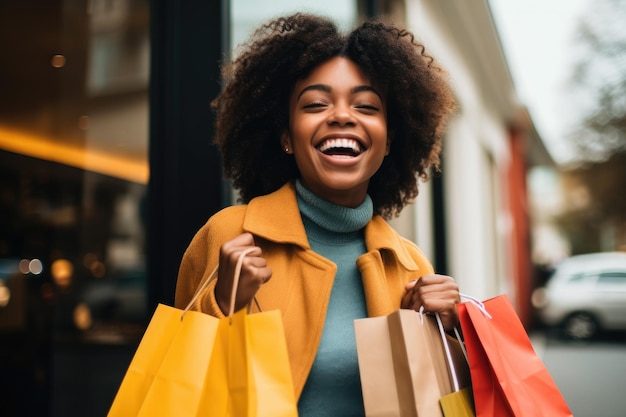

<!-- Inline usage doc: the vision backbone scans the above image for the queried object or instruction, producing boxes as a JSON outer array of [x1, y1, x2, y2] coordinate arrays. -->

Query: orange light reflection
[[0, 125, 148, 184]]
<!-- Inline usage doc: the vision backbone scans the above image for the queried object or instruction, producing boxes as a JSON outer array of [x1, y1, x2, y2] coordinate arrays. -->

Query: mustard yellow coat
[[174, 182, 434, 399]]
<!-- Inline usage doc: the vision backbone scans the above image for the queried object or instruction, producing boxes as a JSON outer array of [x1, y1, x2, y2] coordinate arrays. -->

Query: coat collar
[[243, 182, 419, 271]]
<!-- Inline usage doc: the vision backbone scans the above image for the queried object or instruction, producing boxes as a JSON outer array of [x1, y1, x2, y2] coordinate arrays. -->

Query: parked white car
[[534, 252, 626, 340]]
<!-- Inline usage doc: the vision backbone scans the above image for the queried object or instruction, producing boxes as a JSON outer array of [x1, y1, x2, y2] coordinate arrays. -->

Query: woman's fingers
[[215, 233, 272, 314], [402, 274, 460, 329]]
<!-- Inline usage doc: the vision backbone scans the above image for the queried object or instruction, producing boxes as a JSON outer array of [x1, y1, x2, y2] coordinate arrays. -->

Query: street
[[533, 330, 626, 417]]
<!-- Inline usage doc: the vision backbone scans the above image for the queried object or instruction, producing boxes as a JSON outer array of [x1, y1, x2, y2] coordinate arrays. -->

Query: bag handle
[[227, 247, 258, 318], [432, 292, 493, 390], [422, 309, 462, 393], [446, 293, 491, 366], [436, 313, 460, 392], [418, 300, 476, 392], [452, 326, 469, 365], [415, 293, 491, 392], [460, 293, 492, 319], [183, 265, 219, 316], [182, 247, 259, 319]]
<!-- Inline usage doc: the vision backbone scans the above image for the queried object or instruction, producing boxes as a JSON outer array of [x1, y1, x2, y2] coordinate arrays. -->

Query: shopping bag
[[436, 315, 475, 417], [199, 304, 298, 416], [108, 248, 298, 417], [107, 300, 220, 416], [354, 309, 470, 417], [458, 294, 572, 417], [439, 388, 474, 417]]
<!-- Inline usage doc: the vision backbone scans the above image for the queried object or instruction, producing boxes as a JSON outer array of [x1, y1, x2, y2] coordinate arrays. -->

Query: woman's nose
[[327, 102, 356, 126]]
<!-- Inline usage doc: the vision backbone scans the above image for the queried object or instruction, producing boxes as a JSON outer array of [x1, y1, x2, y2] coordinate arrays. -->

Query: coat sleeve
[[174, 206, 247, 317]]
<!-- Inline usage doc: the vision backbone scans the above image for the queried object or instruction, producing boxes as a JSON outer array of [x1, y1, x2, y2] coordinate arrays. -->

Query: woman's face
[[283, 57, 388, 208]]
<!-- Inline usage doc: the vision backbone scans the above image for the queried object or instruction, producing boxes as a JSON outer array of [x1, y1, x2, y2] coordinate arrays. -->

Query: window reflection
[[0, 0, 150, 325], [0, 0, 149, 415]]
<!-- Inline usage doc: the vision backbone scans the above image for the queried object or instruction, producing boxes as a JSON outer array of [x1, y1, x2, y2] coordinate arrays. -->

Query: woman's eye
[[302, 102, 327, 110], [355, 104, 380, 113]]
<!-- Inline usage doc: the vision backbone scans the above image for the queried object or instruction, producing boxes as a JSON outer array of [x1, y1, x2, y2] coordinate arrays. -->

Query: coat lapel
[[243, 182, 310, 249]]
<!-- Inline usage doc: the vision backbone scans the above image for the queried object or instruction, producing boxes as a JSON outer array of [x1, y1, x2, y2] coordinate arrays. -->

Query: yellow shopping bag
[[440, 388, 475, 417], [199, 306, 298, 417], [107, 304, 219, 416], [108, 248, 298, 417]]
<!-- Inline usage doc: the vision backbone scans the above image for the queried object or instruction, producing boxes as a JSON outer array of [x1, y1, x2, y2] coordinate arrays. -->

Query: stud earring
[[284, 146, 290, 153]]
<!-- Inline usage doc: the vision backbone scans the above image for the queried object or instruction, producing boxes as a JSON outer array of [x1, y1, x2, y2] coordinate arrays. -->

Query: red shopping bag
[[458, 295, 572, 417]]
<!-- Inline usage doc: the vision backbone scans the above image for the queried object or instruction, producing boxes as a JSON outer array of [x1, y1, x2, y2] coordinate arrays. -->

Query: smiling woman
[[213, 15, 456, 218], [175, 12, 458, 416], [283, 57, 389, 208]]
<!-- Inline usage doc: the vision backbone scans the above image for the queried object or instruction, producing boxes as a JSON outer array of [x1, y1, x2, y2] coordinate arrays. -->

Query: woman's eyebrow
[[296, 84, 331, 101], [352, 85, 382, 100], [296, 84, 382, 101]]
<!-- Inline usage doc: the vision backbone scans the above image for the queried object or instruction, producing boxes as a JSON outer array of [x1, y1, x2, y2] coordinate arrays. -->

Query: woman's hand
[[215, 233, 272, 315], [401, 274, 460, 330]]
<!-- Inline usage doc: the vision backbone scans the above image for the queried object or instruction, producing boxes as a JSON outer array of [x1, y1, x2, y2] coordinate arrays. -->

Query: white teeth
[[318, 138, 362, 154]]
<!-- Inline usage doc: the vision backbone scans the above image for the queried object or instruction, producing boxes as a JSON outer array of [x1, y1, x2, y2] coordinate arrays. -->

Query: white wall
[[396, 0, 519, 299]]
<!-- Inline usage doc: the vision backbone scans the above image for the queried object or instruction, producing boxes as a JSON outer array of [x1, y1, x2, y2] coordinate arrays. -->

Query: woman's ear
[[281, 131, 293, 154]]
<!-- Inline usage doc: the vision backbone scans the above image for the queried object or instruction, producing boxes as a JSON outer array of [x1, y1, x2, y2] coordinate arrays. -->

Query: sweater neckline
[[295, 179, 373, 234]]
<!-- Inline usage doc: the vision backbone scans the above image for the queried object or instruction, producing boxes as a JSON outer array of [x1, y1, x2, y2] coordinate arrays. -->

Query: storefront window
[[0, 1, 149, 415]]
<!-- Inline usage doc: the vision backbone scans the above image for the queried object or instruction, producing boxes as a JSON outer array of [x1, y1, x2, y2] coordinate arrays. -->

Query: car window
[[597, 271, 626, 285], [566, 272, 597, 284]]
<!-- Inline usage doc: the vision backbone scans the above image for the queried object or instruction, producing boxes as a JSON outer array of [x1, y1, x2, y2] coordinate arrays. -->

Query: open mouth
[[317, 138, 364, 157]]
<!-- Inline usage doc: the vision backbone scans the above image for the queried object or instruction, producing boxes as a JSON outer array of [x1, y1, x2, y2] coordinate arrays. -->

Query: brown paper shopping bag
[[355, 309, 470, 417]]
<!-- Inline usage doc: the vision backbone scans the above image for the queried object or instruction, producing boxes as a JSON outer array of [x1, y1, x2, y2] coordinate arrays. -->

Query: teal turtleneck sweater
[[295, 180, 371, 417]]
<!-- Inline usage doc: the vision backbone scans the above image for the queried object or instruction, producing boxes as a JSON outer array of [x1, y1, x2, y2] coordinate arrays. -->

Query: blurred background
[[0, 0, 624, 416]]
